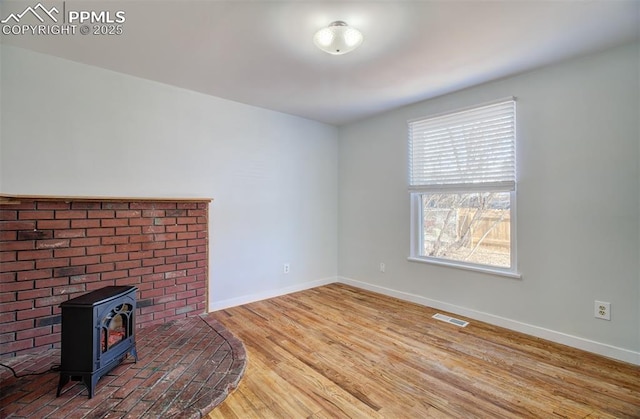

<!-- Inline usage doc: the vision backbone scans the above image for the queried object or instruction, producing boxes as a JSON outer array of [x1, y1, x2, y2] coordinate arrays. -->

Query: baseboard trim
[[338, 276, 640, 366], [208, 276, 337, 312]]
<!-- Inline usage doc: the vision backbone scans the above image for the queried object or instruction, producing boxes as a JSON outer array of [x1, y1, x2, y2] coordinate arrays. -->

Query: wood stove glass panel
[[101, 303, 133, 353]]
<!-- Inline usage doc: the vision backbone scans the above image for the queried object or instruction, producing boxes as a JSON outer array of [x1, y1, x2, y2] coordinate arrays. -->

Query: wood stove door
[[97, 295, 136, 369]]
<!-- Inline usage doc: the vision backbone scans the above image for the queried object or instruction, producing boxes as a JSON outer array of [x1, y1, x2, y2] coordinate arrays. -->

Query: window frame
[[407, 98, 520, 278]]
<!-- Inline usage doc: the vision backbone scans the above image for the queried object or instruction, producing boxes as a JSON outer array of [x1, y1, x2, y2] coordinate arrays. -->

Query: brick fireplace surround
[[0, 195, 210, 357]]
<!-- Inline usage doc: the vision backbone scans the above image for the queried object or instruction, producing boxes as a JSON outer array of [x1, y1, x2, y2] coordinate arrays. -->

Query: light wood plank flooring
[[207, 283, 639, 418]]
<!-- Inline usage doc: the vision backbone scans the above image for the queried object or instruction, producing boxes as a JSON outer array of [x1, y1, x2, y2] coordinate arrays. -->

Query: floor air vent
[[432, 313, 469, 327]]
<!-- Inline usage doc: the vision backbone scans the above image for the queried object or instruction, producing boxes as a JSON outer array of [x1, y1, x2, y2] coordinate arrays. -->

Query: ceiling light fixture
[[313, 21, 363, 55]]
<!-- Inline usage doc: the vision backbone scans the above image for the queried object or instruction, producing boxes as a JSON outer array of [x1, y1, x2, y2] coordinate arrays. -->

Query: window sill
[[407, 256, 522, 279]]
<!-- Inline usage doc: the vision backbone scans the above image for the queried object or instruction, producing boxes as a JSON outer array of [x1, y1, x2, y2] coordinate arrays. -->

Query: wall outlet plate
[[594, 301, 611, 320]]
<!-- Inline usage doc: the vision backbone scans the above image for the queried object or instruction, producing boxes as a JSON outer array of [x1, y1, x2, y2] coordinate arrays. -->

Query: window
[[408, 98, 518, 276]]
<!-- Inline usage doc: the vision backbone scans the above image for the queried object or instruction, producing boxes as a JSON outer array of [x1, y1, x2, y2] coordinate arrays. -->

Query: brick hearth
[[0, 314, 246, 418], [0, 195, 211, 357]]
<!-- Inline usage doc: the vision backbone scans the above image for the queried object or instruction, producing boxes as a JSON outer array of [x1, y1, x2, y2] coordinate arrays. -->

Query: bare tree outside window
[[421, 191, 511, 268]]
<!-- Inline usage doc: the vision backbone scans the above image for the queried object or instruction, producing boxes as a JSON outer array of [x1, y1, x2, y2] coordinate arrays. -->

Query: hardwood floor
[[207, 284, 639, 418]]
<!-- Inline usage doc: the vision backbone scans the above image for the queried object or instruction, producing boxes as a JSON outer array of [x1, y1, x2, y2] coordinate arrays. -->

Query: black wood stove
[[56, 286, 138, 398]]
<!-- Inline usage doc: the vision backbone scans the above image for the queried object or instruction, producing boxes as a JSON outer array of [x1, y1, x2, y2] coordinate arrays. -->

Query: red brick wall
[[0, 197, 209, 357]]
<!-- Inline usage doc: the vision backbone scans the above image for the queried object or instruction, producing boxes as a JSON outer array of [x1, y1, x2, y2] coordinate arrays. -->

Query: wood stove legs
[[56, 373, 100, 399], [130, 345, 139, 364], [56, 347, 138, 399]]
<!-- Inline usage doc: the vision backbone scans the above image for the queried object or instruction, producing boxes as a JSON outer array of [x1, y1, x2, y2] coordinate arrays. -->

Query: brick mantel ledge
[[0, 194, 212, 204]]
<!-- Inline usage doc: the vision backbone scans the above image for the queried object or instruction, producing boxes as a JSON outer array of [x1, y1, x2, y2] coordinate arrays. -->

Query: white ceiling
[[2, 0, 639, 125]]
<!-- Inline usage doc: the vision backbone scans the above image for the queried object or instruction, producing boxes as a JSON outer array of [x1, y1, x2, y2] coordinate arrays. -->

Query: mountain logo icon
[[1, 3, 59, 24]]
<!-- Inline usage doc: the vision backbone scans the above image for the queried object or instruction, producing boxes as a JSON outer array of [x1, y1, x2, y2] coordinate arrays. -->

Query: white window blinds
[[408, 99, 516, 192]]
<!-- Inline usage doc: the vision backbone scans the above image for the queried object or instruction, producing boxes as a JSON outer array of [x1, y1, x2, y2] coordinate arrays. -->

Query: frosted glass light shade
[[313, 21, 363, 55]]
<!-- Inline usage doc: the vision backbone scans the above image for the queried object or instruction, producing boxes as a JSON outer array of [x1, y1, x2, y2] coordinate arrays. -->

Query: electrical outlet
[[594, 301, 611, 320], [379, 262, 385, 273], [283, 263, 290, 274]]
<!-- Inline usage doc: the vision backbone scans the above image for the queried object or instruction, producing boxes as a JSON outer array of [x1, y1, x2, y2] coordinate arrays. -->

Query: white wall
[[338, 43, 640, 363], [0, 45, 339, 309]]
